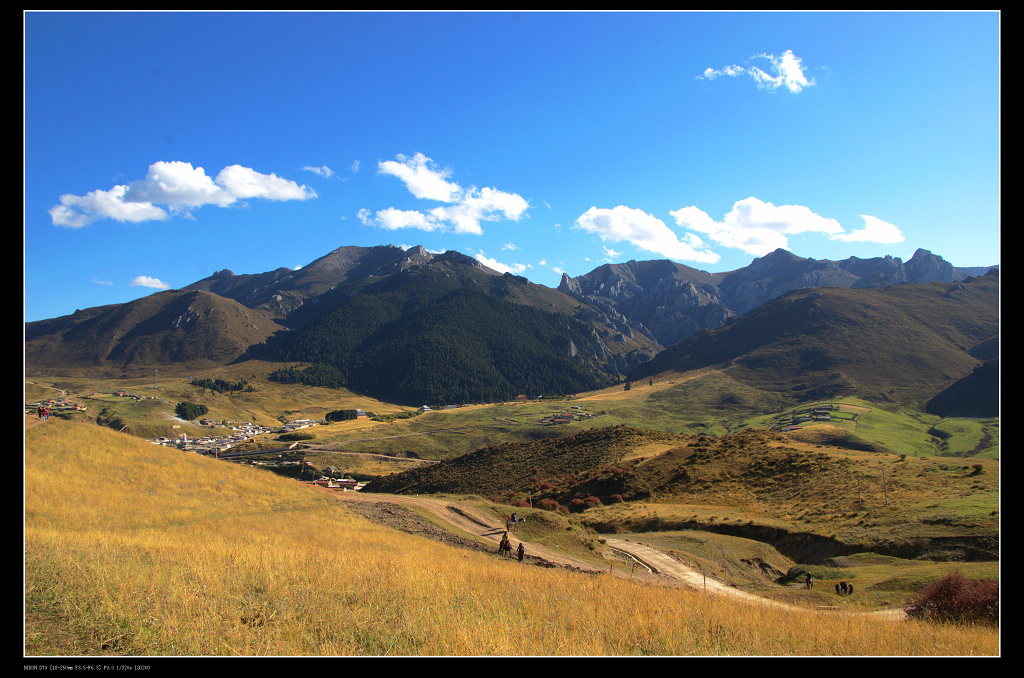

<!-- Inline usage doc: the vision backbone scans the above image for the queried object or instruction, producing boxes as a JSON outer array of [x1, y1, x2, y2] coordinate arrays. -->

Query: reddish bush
[[608, 494, 624, 504], [583, 495, 602, 509], [536, 498, 560, 512], [568, 498, 586, 513], [906, 571, 998, 625], [510, 500, 531, 508]]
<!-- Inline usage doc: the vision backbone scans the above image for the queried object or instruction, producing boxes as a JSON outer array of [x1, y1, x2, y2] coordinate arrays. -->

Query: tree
[[175, 401, 208, 421]]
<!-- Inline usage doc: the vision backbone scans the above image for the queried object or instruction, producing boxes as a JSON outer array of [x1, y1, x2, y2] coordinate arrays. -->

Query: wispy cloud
[[91, 278, 114, 286], [699, 50, 815, 93], [50, 161, 317, 228], [130, 275, 170, 290], [302, 165, 335, 178], [360, 153, 529, 235], [670, 197, 903, 256], [574, 205, 720, 264]]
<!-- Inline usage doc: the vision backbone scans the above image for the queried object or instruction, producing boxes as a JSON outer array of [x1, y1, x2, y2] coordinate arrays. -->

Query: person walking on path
[[517, 541, 525, 563]]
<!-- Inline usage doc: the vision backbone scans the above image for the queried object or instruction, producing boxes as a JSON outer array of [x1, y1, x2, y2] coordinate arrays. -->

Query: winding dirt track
[[327, 489, 906, 621]]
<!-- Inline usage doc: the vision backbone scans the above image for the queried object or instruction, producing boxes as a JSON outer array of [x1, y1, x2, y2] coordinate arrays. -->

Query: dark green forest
[[269, 268, 612, 405]]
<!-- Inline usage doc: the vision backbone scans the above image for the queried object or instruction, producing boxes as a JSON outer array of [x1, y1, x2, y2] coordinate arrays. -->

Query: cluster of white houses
[[150, 418, 321, 455]]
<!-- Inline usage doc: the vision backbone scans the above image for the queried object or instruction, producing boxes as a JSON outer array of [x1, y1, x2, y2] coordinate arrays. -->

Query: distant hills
[[628, 272, 999, 404], [25, 243, 998, 409], [558, 247, 997, 348]]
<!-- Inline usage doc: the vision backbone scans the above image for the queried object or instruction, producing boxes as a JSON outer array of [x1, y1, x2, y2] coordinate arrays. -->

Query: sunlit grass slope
[[25, 420, 998, 656]]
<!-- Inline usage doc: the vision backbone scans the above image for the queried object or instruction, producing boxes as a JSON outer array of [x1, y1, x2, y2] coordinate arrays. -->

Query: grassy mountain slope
[[629, 274, 999, 407], [25, 290, 284, 373], [363, 424, 998, 563], [25, 418, 997, 655]]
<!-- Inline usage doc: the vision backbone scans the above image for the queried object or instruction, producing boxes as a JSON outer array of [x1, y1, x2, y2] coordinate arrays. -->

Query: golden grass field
[[25, 419, 999, 656]]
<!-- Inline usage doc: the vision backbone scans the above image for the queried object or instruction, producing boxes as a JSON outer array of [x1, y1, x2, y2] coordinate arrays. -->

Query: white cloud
[[475, 253, 529, 275], [699, 50, 815, 93], [378, 152, 461, 202], [830, 215, 905, 243], [50, 185, 169, 227], [130, 275, 170, 290], [574, 205, 720, 264], [602, 245, 622, 261], [364, 153, 529, 236], [91, 278, 114, 286], [50, 161, 316, 227], [502, 242, 519, 251], [670, 197, 903, 255], [215, 164, 317, 202], [303, 165, 335, 178], [671, 197, 844, 256]]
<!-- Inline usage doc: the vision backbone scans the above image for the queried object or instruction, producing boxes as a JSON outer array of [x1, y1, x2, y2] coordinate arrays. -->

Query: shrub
[[608, 494, 624, 504], [536, 498, 560, 512], [905, 571, 998, 625]]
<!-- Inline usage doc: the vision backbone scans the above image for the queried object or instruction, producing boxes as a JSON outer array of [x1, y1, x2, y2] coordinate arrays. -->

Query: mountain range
[[25, 244, 998, 408]]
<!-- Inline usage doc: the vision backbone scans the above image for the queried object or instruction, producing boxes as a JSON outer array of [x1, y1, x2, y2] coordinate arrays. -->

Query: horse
[[506, 516, 525, 531], [498, 539, 513, 558]]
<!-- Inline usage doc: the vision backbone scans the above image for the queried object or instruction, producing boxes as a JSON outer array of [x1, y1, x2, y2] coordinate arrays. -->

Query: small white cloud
[[502, 242, 519, 251], [303, 165, 335, 178], [602, 245, 621, 261], [130, 275, 170, 290], [699, 50, 815, 93], [91, 278, 114, 286], [378, 152, 461, 202], [50, 184, 168, 227], [831, 215, 905, 243], [574, 205, 720, 264], [475, 253, 528, 275], [373, 207, 446, 232], [51, 161, 316, 227]]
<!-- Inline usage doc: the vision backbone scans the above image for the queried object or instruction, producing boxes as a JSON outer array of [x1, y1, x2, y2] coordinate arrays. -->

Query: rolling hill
[[628, 271, 999, 407], [362, 424, 999, 563]]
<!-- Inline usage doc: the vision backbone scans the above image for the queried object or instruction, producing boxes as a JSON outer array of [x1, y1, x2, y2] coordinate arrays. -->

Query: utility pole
[[881, 461, 888, 507]]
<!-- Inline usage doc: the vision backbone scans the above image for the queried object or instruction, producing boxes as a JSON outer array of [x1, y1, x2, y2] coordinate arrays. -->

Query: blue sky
[[25, 11, 1000, 323]]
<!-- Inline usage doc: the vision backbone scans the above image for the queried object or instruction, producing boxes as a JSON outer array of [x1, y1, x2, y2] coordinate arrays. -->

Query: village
[[149, 417, 323, 455], [770, 403, 859, 432], [539, 405, 595, 426]]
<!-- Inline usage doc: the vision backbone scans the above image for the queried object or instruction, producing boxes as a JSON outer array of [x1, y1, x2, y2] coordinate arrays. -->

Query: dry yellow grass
[[25, 420, 999, 656]]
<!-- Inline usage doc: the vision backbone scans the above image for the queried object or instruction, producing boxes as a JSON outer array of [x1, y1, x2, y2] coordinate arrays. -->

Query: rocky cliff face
[[558, 248, 989, 351]]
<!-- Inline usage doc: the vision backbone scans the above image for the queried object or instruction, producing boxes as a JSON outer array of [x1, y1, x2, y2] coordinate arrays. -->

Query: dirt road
[[325, 488, 906, 621], [327, 489, 605, 574]]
